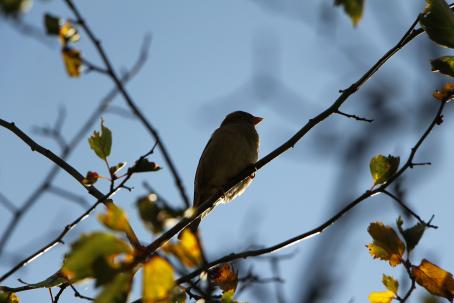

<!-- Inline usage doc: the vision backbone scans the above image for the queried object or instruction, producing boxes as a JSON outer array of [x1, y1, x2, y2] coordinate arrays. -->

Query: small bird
[[184, 111, 262, 235]]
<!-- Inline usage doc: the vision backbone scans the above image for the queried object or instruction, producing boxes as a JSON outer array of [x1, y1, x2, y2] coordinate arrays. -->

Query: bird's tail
[[177, 217, 200, 240]]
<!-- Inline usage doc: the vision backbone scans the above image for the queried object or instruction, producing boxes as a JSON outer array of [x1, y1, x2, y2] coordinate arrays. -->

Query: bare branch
[[63, 0, 191, 208], [129, 12, 426, 269], [381, 189, 437, 228], [47, 185, 90, 208], [0, 37, 149, 256], [0, 193, 17, 213], [335, 109, 374, 123], [173, 100, 446, 286]]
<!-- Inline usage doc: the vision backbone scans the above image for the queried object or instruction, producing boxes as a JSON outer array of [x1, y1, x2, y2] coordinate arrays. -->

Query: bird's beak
[[252, 116, 263, 125]]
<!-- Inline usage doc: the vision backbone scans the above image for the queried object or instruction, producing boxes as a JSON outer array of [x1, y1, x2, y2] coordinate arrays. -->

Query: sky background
[[1, 1, 454, 302]]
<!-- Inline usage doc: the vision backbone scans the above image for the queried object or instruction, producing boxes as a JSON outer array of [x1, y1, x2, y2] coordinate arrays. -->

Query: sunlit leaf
[[62, 47, 82, 77], [61, 232, 132, 282], [88, 120, 112, 160], [129, 158, 161, 173], [143, 256, 174, 303], [431, 56, 454, 77], [396, 217, 426, 252], [412, 259, 454, 301], [368, 290, 395, 303], [420, 0, 454, 48], [44, 13, 60, 35], [211, 263, 238, 293], [110, 162, 127, 176], [82, 171, 99, 186], [0, 291, 19, 303], [59, 20, 80, 45], [98, 201, 140, 248], [162, 229, 202, 268], [334, 0, 364, 26], [382, 274, 399, 294], [221, 289, 239, 303], [366, 222, 405, 267], [369, 154, 400, 186], [94, 271, 134, 303]]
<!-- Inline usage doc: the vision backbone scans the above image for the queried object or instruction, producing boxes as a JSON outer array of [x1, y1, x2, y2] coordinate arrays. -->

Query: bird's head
[[221, 111, 263, 127]]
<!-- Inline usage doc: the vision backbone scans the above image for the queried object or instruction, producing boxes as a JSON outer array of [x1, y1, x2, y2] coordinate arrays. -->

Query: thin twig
[[63, 0, 191, 208], [0, 37, 149, 257], [47, 185, 90, 208], [335, 109, 374, 123], [381, 190, 437, 228], [69, 284, 94, 301], [173, 100, 446, 286], [0, 193, 17, 213], [130, 13, 426, 269]]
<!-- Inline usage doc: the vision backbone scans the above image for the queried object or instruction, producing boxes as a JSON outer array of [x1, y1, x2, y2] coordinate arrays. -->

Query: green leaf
[[221, 289, 239, 303], [369, 154, 400, 186], [334, 0, 364, 26], [129, 158, 161, 173], [382, 274, 399, 294], [431, 56, 454, 77], [44, 13, 61, 35], [420, 0, 454, 48], [396, 217, 426, 252], [61, 232, 132, 282], [88, 120, 112, 160], [94, 271, 134, 303], [366, 222, 405, 267], [0, 291, 19, 303]]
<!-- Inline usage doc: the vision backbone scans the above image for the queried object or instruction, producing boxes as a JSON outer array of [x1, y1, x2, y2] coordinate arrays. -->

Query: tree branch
[[0, 36, 149, 256], [130, 12, 426, 268], [173, 99, 446, 287], [63, 0, 191, 208]]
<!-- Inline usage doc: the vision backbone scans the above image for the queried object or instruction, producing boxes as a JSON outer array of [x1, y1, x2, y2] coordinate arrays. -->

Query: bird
[[182, 111, 262, 237]]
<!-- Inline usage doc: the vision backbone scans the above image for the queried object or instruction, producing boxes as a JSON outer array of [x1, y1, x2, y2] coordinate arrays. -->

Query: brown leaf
[[412, 259, 454, 301]]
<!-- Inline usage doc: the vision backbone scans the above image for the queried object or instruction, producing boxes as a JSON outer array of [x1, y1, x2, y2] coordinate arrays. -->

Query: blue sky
[[1, 1, 454, 302]]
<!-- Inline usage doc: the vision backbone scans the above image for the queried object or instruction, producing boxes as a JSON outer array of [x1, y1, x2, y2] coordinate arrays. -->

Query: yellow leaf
[[98, 201, 140, 247], [62, 47, 82, 77], [143, 256, 174, 303], [368, 290, 395, 303], [59, 21, 80, 45], [412, 259, 454, 301], [162, 229, 202, 268], [366, 222, 405, 267], [211, 263, 238, 293]]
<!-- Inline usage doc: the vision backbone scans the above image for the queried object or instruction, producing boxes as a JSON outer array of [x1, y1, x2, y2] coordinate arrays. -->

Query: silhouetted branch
[[381, 189, 437, 228], [0, 193, 17, 213], [0, 36, 149, 257], [173, 100, 446, 286], [47, 185, 89, 208], [335, 109, 374, 123], [32, 107, 68, 151], [63, 0, 191, 209], [129, 12, 427, 269]]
